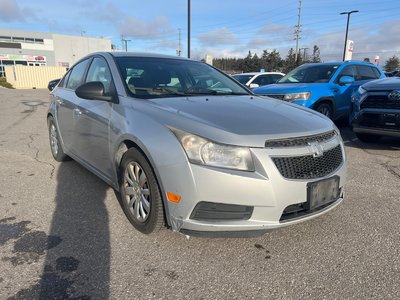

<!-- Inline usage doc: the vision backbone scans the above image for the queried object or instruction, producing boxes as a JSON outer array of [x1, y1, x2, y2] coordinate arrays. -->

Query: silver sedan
[[47, 52, 346, 236]]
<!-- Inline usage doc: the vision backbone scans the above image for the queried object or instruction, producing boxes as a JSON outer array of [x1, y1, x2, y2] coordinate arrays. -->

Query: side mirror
[[48, 79, 60, 91], [339, 76, 355, 85], [249, 83, 259, 89], [75, 81, 115, 102]]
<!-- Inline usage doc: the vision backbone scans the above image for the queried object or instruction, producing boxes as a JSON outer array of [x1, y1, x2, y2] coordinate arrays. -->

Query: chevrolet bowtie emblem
[[308, 141, 324, 158]]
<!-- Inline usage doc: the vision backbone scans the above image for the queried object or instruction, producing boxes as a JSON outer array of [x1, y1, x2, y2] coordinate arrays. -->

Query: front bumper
[[351, 109, 400, 138], [159, 140, 347, 234]]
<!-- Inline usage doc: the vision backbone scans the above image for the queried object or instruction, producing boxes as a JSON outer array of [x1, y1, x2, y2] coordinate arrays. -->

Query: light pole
[[340, 10, 358, 61], [188, 0, 191, 58]]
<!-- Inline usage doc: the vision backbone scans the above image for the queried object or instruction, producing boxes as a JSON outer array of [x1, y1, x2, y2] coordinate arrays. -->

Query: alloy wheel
[[123, 162, 151, 223]]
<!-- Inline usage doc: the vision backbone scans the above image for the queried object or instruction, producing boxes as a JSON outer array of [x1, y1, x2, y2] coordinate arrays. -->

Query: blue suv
[[253, 61, 385, 120]]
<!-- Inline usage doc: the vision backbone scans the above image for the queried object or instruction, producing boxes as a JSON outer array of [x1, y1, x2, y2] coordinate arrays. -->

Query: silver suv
[[47, 52, 347, 236]]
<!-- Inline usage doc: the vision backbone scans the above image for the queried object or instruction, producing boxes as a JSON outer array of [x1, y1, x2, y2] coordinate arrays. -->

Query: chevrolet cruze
[[47, 52, 347, 236]]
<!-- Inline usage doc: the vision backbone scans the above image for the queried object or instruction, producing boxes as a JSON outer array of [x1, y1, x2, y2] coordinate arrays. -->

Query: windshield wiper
[[151, 87, 185, 96]]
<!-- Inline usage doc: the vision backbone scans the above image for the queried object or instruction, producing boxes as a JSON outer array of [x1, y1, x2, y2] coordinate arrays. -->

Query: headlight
[[283, 92, 311, 102], [357, 86, 367, 95], [170, 128, 255, 171]]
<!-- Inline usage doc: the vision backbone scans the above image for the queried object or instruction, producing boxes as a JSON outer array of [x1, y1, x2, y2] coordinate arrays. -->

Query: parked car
[[384, 70, 400, 77], [232, 72, 284, 89], [350, 77, 400, 142], [253, 61, 385, 120], [48, 52, 346, 236]]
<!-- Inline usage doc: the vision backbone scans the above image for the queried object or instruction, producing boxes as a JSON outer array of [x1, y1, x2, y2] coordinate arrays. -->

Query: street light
[[188, 0, 191, 58], [340, 10, 359, 61]]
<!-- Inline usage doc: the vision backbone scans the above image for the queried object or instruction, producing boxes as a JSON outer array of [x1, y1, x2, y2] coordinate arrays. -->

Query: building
[[0, 28, 112, 77]]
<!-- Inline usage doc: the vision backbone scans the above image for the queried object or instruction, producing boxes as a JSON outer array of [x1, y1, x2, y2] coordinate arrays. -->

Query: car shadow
[[38, 161, 111, 299]]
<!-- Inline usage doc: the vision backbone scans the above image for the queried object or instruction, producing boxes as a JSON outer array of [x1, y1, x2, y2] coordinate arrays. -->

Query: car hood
[[139, 95, 335, 147], [362, 77, 400, 91], [253, 83, 323, 94]]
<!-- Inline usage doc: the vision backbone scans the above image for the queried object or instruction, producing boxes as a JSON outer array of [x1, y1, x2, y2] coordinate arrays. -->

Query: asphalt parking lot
[[0, 88, 399, 299]]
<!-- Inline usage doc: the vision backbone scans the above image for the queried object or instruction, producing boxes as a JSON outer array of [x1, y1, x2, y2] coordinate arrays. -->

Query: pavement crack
[[28, 134, 56, 180], [381, 160, 400, 180]]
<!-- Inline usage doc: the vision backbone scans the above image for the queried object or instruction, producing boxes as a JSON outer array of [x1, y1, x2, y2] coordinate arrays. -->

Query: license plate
[[307, 176, 340, 210]]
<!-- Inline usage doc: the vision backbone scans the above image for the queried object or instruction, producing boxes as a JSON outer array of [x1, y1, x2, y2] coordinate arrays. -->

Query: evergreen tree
[[384, 55, 400, 72], [310, 45, 321, 63]]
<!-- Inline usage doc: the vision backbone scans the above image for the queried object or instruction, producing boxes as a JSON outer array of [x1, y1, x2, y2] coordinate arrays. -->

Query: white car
[[232, 72, 285, 89]]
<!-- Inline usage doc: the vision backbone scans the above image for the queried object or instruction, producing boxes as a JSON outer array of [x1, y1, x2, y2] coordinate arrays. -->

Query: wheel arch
[[312, 97, 336, 118], [114, 138, 171, 226]]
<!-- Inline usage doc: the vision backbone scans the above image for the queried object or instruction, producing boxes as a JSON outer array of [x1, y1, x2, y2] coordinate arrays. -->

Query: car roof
[[96, 51, 191, 61], [234, 72, 284, 76], [301, 61, 376, 67]]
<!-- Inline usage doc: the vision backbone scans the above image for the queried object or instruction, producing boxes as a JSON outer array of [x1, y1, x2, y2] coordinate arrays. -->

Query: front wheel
[[119, 148, 165, 234], [315, 102, 333, 119]]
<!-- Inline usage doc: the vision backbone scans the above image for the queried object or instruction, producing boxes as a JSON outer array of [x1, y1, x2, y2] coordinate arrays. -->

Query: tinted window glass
[[66, 59, 89, 90], [86, 57, 113, 94], [272, 74, 283, 82], [232, 74, 253, 84], [371, 67, 381, 78], [116, 57, 249, 99], [337, 65, 357, 81], [357, 65, 380, 80], [60, 70, 71, 88], [278, 64, 339, 83]]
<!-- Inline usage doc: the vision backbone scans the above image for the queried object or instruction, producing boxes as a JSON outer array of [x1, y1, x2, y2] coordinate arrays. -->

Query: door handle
[[73, 108, 82, 116], [331, 88, 339, 93]]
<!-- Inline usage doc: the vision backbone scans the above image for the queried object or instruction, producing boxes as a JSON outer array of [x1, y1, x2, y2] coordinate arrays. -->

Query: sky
[[0, 0, 399, 64]]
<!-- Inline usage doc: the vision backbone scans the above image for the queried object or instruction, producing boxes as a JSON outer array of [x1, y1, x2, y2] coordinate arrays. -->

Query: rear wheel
[[315, 102, 333, 119], [356, 133, 381, 143], [119, 148, 165, 234], [47, 117, 70, 162]]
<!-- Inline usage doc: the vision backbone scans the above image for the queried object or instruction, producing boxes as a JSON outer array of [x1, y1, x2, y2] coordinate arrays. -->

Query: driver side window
[[85, 57, 113, 94], [337, 65, 357, 82]]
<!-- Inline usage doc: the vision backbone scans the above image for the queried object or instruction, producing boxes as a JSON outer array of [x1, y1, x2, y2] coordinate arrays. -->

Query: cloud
[[197, 27, 239, 47], [119, 16, 174, 40], [0, 0, 34, 22], [311, 19, 400, 63]]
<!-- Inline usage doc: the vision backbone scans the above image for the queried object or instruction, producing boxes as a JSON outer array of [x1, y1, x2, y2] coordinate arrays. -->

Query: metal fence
[[4, 65, 67, 89]]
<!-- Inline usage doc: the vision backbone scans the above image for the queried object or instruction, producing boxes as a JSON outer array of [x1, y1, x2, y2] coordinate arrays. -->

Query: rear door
[[54, 58, 90, 154]]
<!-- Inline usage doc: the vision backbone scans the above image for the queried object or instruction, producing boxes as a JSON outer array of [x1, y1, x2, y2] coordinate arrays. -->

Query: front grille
[[264, 94, 285, 100], [361, 95, 400, 110], [272, 145, 343, 179], [265, 131, 336, 148]]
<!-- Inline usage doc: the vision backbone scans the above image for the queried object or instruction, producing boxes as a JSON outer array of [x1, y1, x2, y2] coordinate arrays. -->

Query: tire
[[119, 148, 165, 234], [356, 133, 381, 143], [315, 102, 334, 119], [47, 117, 70, 162]]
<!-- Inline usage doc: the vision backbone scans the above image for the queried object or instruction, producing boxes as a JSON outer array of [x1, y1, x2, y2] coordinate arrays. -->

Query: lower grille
[[190, 202, 253, 221], [361, 95, 400, 110], [360, 113, 400, 130], [272, 145, 343, 180]]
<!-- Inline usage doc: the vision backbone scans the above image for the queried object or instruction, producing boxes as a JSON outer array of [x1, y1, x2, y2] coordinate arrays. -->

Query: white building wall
[[53, 34, 111, 67]]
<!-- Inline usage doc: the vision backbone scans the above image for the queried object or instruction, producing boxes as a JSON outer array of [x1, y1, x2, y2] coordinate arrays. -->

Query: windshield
[[232, 74, 253, 84], [115, 57, 249, 99], [278, 64, 340, 83]]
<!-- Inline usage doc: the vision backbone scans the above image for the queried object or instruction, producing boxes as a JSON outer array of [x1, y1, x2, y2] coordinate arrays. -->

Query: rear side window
[[357, 65, 380, 80], [66, 59, 90, 90]]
